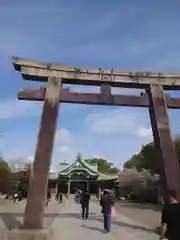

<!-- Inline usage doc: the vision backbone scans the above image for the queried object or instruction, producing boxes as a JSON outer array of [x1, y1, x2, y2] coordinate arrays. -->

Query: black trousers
[[81, 204, 89, 219]]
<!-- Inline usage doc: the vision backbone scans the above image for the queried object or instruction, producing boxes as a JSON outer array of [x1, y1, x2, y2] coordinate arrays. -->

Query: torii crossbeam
[[12, 57, 180, 231], [18, 87, 180, 108]]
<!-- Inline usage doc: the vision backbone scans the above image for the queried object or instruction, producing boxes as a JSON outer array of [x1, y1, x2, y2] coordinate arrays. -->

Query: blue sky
[[0, 0, 180, 171]]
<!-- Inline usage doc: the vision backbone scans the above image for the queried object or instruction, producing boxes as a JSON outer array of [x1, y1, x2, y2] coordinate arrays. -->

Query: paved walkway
[[51, 198, 159, 240], [0, 197, 159, 239], [116, 201, 161, 229], [0, 198, 60, 240]]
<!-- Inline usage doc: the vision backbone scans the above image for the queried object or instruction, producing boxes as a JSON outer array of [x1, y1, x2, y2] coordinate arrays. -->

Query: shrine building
[[49, 157, 119, 196]]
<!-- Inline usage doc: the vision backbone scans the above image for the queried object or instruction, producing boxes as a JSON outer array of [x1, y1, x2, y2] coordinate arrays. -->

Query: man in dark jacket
[[100, 189, 114, 234], [80, 189, 90, 220], [160, 189, 180, 240]]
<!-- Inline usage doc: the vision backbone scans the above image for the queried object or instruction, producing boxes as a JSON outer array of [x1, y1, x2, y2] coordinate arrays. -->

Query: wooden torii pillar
[[8, 80, 62, 240], [147, 84, 180, 202], [22, 77, 62, 229]]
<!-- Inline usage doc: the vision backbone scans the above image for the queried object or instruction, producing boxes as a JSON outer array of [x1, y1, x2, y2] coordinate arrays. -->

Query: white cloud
[[0, 99, 42, 119], [27, 156, 34, 163], [0, 97, 153, 170], [53, 128, 75, 164], [84, 109, 145, 135], [59, 146, 70, 153], [134, 126, 153, 141], [50, 108, 153, 169], [68, 85, 100, 93], [50, 165, 57, 173], [55, 128, 72, 146]]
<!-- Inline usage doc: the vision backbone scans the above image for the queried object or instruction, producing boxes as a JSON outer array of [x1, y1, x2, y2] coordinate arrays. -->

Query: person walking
[[46, 189, 51, 206], [59, 192, 63, 203], [80, 189, 90, 220], [160, 189, 180, 240], [13, 192, 18, 204], [100, 189, 114, 234]]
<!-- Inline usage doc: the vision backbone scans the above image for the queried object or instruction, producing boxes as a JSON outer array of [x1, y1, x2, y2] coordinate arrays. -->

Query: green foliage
[[123, 142, 160, 174], [123, 154, 140, 169], [84, 158, 119, 174], [0, 155, 32, 194], [0, 159, 11, 181], [124, 137, 180, 174], [17, 179, 28, 194], [24, 164, 32, 179], [0, 157, 12, 193]]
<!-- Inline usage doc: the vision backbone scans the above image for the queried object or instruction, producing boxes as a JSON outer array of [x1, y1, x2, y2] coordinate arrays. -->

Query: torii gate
[[13, 57, 180, 230]]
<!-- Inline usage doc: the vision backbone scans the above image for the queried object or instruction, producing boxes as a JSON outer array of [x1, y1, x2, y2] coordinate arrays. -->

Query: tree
[[123, 143, 160, 174], [16, 165, 32, 197], [139, 143, 160, 174], [0, 160, 11, 181], [24, 163, 32, 179], [124, 135, 180, 174], [84, 157, 119, 174], [123, 154, 140, 169], [0, 158, 12, 193]]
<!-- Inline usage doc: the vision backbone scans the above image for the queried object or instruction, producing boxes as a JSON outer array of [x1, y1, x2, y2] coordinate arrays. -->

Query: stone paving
[[0, 198, 60, 240], [0, 197, 160, 239], [116, 201, 161, 229], [51, 198, 159, 240]]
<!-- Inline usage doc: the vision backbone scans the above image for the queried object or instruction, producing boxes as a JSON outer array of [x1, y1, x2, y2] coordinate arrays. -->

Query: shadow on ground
[[81, 224, 104, 233], [0, 212, 158, 234], [117, 202, 162, 212], [92, 199, 162, 212], [0, 211, 58, 230], [0, 214, 22, 230]]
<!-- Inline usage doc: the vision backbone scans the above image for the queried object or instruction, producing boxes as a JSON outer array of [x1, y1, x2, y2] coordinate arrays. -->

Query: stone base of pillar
[[6, 228, 52, 240]]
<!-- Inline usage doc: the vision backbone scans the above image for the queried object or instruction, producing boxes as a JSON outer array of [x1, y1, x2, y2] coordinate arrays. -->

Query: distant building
[[9, 162, 32, 173]]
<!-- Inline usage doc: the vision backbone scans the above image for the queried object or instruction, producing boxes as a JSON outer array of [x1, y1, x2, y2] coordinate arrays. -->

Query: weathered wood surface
[[13, 56, 180, 87], [23, 78, 61, 229], [148, 84, 180, 202], [18, 87, 180, 108]]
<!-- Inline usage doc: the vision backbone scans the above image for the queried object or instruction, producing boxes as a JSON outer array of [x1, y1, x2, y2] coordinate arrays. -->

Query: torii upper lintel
[[12, 56, 180, 88]]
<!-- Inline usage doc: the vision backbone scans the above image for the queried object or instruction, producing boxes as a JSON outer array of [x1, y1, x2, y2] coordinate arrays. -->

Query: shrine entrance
[[12, 56, 180, 229], [54, 155, 118, 195]]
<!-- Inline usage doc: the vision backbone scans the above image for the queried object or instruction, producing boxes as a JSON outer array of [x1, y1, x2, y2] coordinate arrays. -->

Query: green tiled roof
[[51, 157, 119, 182], [59, 158, 99, 176]]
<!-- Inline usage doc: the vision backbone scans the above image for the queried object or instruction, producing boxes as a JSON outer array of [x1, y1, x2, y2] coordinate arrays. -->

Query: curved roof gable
[[59, 157, 99, 176]]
